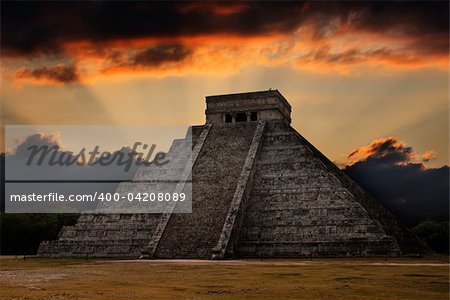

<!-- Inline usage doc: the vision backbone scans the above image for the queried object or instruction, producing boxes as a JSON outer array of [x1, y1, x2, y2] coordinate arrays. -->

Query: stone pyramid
[[38, 90, 425, 258]]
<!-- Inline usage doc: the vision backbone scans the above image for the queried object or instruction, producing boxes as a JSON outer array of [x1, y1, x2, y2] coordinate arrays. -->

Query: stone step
[[154, 123, 258, 258], [236, 125, 401, 258], [37, 127, 194, 258]]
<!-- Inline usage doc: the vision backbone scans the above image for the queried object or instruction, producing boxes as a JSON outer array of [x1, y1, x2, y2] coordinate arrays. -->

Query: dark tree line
[[0, 150, 78, 254], [412, 220, 449, 254], [0, 213, 79, 255]]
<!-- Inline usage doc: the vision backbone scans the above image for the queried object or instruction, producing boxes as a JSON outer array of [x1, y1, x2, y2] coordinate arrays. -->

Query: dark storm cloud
[[132, 44, 192, 67], [344, 138, 449, 226], [0, 1, 302, 56], [99, 44, 193, 72], [309, 2, 448, 34], [2, 1, 448, 56], [15, 65, 79, 83], [7, 132, 140, 180], [347, 137, 414, 165]]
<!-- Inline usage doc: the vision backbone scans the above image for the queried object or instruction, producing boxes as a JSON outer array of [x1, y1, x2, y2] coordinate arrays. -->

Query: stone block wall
[[38, 127, 202, 258], [236, 121, 401, 257], [38, 214, 162, 257], [154, 123, 257, 258], [292, 130, 428, 254], [37, 102, 424, 258]]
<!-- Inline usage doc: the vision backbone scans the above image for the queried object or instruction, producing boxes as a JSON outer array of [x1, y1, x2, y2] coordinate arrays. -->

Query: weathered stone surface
[[38, 90, 426, 258], [38, 127, 203, 258], [236, 121, 400, 257], [38, 213, 161, 257], [154, 122, 258, 258], [141, 124, 211, 258], [212, 120, 266, 259]]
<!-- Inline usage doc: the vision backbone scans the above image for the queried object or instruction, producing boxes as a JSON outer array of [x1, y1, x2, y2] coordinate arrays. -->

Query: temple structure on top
[[38, 90, 426, 259], [205, 90, 291, 124]]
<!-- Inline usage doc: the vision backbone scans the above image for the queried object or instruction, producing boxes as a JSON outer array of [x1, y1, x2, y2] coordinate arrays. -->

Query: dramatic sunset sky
[[1, 1, 449, 170]]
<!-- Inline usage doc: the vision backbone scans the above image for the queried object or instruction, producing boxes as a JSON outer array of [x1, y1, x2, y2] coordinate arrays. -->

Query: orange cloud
[[422, 150, 437, 162], [8, 11, 449, 85], [347, 137, 415, 166], [346, 137, 440, 167]]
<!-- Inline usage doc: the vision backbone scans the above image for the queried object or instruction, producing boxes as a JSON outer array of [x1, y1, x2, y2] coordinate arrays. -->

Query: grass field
[[0, 256, 448, 299]]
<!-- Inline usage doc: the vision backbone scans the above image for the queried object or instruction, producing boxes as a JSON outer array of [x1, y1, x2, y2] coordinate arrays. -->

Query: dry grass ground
[[0, 256, 448, 299]]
